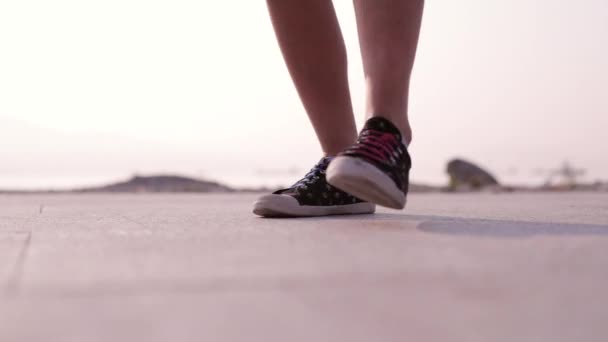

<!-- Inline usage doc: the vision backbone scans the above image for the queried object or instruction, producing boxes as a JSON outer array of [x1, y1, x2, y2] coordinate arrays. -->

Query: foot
[[252, 157, 376, 217], [326, 117, 411, 209]]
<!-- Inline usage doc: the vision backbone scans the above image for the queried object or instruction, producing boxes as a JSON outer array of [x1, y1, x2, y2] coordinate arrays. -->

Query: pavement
[[1, 192, 608, 342]]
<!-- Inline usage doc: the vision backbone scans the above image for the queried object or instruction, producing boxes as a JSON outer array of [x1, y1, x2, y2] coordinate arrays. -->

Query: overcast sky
[[1, 0, 606, 189]]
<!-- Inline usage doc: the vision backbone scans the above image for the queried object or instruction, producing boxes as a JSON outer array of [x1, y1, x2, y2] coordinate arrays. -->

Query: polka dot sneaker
[[252, 157, 375, 217], [327, 117, 411, 209]]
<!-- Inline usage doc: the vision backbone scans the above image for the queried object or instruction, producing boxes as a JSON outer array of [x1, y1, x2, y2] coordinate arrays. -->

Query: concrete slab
[[0, 193, 607, 341]]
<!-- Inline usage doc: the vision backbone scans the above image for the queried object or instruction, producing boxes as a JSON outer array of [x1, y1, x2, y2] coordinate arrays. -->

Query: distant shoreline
[[0, 174, 605, 194]]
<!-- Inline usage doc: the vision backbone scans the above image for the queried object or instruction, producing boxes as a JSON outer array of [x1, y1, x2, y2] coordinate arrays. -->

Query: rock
[[77, 175, 234, 193], [446, 159, 499, 191]]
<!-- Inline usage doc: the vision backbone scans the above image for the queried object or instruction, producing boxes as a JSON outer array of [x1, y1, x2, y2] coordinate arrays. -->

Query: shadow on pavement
[[258, 213, 608, 237], [409, 215, 608, 237]]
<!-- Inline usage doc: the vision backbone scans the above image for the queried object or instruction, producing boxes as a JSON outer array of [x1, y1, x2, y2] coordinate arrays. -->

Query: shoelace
[[291, 159, 329, 189], [348, 129, 402, 164]]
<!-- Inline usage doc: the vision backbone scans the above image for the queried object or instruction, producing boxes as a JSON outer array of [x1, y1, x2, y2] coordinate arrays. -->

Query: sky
[[1, 0, 607, 189]]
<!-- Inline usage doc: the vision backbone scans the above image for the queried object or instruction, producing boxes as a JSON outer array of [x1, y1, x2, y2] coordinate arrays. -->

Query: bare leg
[[266, 0, 357, 156], [353, 0, 424, 145]]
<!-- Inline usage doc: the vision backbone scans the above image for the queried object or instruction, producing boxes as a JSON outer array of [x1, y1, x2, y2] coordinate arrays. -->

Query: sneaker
[[252, 157, 376, 217], [326, 117, 411, 209]]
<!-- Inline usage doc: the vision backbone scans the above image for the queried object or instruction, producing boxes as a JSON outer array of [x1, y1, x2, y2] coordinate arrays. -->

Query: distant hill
[[76, 175, 234, 193]]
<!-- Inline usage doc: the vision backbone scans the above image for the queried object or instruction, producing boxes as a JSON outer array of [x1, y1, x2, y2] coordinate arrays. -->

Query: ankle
[[321, 136, 357, 156], [368, 114, 412, 146], [400, 126, 413, 146]]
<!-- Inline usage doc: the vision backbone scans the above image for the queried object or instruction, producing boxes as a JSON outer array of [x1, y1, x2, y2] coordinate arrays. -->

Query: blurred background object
[[446, 158, 499, 191]]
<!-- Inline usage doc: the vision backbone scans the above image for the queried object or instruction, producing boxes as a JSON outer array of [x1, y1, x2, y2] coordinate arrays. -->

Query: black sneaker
[[326, 117, 411, 209], [253, 157, 375, 217]]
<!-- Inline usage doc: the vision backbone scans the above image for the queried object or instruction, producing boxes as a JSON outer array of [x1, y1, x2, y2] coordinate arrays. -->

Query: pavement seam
[[2, 229, 32, 297]]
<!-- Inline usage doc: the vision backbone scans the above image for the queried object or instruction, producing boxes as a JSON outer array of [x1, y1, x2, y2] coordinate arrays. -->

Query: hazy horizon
[[0, 115, 602, 191], [1, 0, 607, 190]]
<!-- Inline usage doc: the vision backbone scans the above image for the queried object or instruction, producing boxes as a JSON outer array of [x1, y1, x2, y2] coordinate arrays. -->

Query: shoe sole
[[252, 194, 375, 218], [326, 156, 406, 209]]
